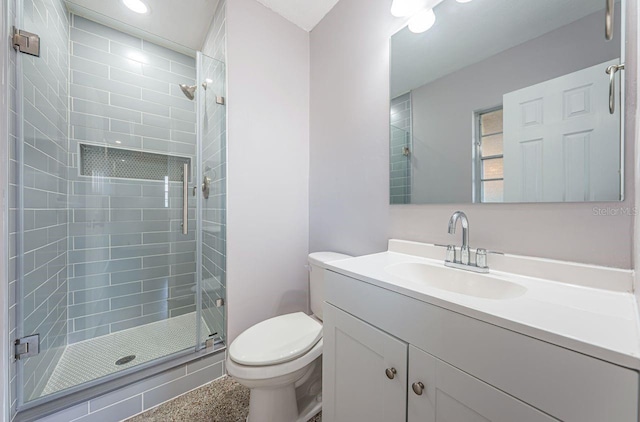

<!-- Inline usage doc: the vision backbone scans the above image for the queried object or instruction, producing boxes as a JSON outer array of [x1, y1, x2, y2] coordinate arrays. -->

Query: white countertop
[[326, 250, 640, 371]]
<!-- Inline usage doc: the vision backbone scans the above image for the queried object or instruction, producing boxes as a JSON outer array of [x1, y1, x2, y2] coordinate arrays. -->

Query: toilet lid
[[229, 312, 323, 366]]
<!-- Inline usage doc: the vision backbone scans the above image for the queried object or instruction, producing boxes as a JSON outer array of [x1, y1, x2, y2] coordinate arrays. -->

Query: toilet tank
[[308, 252, 352, 321]]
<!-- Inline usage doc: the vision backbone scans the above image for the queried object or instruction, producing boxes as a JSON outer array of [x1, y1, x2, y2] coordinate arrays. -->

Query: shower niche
[[9, 0, 227, 414], [79, 144, 192, 181]]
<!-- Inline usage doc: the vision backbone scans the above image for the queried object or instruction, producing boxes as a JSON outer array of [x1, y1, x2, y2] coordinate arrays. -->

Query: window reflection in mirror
[[477, 108, 504, 203], [390, 0, 624, 204]]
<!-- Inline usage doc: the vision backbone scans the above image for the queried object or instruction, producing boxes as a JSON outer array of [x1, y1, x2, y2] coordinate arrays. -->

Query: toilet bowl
[[226, 252, 352, 422]]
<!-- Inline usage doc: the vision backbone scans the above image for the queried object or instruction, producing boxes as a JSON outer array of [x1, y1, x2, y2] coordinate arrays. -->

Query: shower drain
[[115, 355, 136, 366]]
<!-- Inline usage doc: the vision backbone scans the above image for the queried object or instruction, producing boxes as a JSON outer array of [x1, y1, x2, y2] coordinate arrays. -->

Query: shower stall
[[6, 0, 227, 417]]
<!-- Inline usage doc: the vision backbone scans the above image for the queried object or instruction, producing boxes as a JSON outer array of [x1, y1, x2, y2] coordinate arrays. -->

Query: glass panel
[[16, 2, 210, 405], [480, 134, 503, 157], [18, 0, 72, 404], [198, 52, 227, 347], [482, 180, 505, 203], [480, 109, 503, 136], [482, 158, 504, 180]]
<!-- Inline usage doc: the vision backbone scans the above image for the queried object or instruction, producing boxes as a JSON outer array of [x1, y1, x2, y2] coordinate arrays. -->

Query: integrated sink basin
[[384, 262, 527, 300]]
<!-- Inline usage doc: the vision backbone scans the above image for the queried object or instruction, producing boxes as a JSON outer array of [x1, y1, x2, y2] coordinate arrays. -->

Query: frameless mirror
[[390, 0, 624, 204]]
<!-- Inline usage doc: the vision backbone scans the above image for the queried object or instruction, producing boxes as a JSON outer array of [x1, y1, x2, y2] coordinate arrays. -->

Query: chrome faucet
[[448, 211, 470, 264], [445, 211, 490, 273]]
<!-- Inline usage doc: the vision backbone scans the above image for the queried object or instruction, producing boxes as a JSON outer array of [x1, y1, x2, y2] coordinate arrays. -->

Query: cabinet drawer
[[325, 270, 639, 422]]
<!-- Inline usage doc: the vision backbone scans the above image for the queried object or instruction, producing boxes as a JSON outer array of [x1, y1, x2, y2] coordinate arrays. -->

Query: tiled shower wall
[[200, 0, 227, 341], [7, 2, 227, 416], [19, 0, 70, 402], [203, 0, 226, 63], [390, 93, 412, 204], [33, 2, 229, 419], [67, 15, 199, 343]]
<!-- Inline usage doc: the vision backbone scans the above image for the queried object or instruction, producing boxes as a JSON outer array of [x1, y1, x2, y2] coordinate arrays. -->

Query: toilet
[[226, 252, 352, 422]]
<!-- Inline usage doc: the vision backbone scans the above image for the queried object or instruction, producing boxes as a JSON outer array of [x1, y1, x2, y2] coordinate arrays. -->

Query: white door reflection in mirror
[[503, 59, 621, 202]]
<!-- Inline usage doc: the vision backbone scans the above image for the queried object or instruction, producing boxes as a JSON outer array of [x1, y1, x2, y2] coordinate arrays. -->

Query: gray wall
[[310, 0, 636, 269], [201, 0, 227, 340], [19, 0, 70, 401], [226, 0, 310, 342], [67, 16, 198, 343], [409, 10, 620, 204]]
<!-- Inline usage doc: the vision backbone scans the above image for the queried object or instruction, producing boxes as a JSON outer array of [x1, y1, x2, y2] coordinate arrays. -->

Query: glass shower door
[[13, 0, 224, 408], [197, 52, 227, 347]]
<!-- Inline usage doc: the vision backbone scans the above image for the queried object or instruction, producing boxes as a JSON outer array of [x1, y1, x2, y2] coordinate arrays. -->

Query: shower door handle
[[182, 163, 188, 235], [606, 63, 625, 114]]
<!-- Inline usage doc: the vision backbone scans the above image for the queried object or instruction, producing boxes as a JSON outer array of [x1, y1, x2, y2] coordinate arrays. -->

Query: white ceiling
[[253, 0, 340, 31], [65, 0, 220, 53], [391, 0, 606, 98], [64, 0, 339, 56]]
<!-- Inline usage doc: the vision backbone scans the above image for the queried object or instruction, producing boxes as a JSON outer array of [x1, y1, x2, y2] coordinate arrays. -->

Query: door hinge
[[205, 333, 218, 349], [14, 334, 39, 360], [12, 27, 40, 57], [215, 298, 225, 307], [216, 96, 225, 105]]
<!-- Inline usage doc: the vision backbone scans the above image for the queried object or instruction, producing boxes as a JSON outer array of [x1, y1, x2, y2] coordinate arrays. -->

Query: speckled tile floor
[[126, 376, 322, 422]]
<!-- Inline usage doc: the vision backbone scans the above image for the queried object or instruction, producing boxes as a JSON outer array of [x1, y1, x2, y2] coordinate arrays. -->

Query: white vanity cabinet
[[323, 303, 556, 422], [323, 270, 639, 422], [323, 302, 407, 422]]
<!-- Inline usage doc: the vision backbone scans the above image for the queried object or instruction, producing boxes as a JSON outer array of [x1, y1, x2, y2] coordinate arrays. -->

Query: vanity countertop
[[325, 247, 640, 371]]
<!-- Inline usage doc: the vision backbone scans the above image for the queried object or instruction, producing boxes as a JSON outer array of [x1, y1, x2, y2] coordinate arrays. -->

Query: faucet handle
[[475, 248, 488, 268], [445, 245, 456, 263], [475, 248, 503, 268]]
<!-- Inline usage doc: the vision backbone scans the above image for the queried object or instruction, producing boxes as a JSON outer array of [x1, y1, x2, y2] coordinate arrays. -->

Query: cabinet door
[[408, 346, 558, 422], [323, 303, 408, 422]]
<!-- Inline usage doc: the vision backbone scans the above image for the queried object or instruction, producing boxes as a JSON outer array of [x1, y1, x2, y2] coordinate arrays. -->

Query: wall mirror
[[389, 0, 625, 204]]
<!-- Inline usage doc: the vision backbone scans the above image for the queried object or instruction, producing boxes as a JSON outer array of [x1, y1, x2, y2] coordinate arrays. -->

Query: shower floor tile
[[41, 313, 211, 398]]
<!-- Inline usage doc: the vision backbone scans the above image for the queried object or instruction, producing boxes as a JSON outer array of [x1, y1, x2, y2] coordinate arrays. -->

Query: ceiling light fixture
[[122, 0, 149, 14], [391, 0, 427, 17], [456, 0, 473, 2], [392, 0, 444, 34], [408, 8, 437, 33]]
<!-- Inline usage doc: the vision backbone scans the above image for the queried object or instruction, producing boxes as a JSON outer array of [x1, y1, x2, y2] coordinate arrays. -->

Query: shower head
[[179, 84, 197, 100]]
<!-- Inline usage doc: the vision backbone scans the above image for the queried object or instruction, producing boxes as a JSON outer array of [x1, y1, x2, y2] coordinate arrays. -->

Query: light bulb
[[391, 0, 427, 18], [408, 8, 436, 33], [122, 0, 149, 14]]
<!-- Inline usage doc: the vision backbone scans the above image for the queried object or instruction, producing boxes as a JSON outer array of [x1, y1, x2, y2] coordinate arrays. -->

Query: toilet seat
[[226, 339, 323, 382], [229, 312, 322, 366]]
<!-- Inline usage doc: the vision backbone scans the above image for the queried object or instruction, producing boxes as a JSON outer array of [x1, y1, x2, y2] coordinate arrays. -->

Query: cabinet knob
[[412, 381, 425, 395], [385, 368, 397, 380]]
